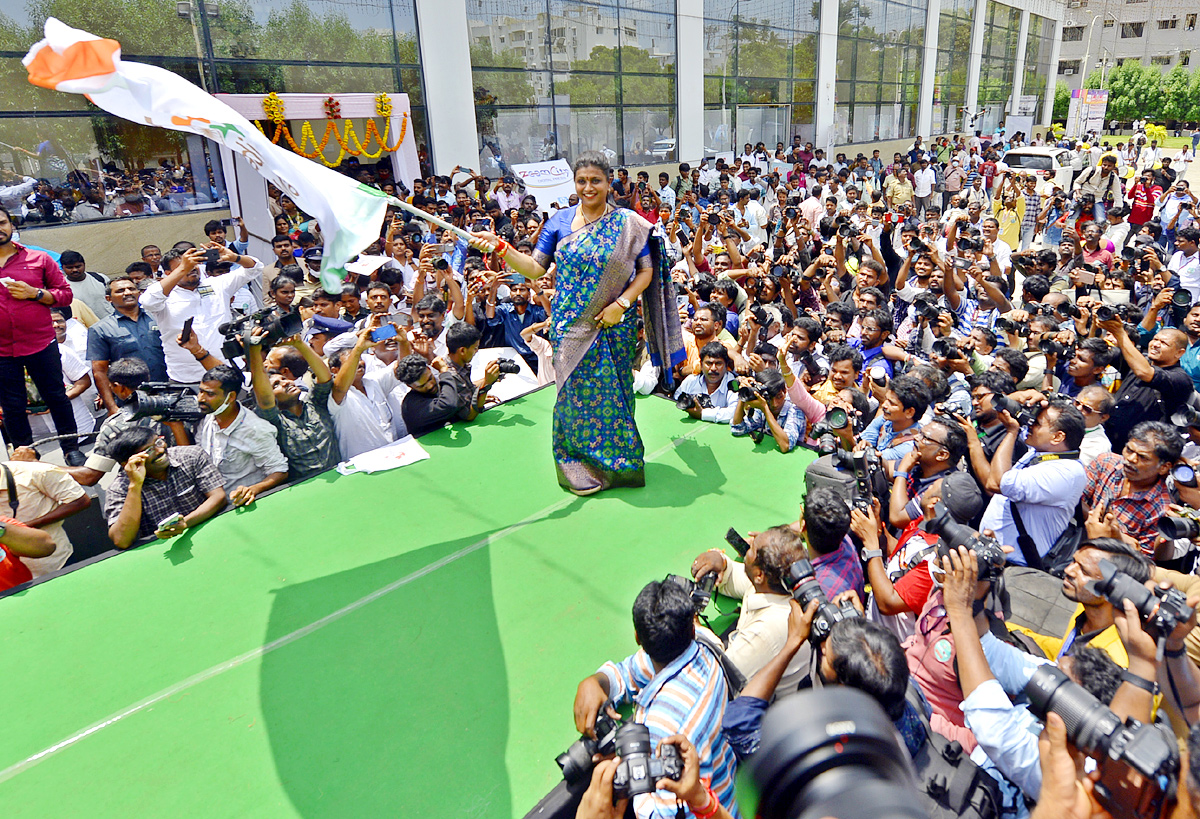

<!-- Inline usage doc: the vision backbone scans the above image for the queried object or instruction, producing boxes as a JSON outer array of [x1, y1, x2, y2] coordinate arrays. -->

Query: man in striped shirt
[[574, 580, 741, 818]]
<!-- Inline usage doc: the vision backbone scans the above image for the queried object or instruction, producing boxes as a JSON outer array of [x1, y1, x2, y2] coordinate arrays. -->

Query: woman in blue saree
[[469, 152, 683, 495]]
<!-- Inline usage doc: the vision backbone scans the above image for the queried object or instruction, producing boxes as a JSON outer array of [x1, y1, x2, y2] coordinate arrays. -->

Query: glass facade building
[[1, 0, 1064, 204]]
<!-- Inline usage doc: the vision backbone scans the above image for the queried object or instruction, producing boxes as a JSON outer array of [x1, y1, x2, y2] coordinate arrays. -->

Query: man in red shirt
[[0, 515, 55, 592], [0, 207, 82, 464], [1128, 169, 1163, 227]]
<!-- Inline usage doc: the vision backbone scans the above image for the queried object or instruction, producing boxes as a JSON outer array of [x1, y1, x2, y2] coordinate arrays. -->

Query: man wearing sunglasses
[[1074, 385, 1114, 468]]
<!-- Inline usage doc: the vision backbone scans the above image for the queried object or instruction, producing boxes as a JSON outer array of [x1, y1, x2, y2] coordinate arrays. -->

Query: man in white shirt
[[656, 172, 677, 210], [1075, 385, 1113, 468], [139, 245, 264, 384], [912, 157, 937, 218], [1174, 146, 1195, 176], [1170, 227, 1200, 302]]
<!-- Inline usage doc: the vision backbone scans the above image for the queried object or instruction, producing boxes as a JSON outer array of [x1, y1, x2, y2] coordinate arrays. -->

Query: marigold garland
[[251, 94, 409, 166]]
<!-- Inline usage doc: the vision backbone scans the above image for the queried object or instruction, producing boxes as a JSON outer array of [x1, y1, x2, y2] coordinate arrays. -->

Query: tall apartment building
[[1056, 0, 1197, 91]]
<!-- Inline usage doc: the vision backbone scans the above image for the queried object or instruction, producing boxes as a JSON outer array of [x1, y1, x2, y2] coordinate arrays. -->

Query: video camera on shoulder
[[125, 383, 203, 423], [218, 307, 304, 360], [926, 501, 1005, 582], [1026, 665, 1178, 819], [785, 558, 860, 645]]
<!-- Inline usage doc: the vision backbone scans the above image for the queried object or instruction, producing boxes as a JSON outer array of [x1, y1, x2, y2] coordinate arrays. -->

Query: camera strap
[[1, 463, 18, 518], [1008, 503, 1045, 573]]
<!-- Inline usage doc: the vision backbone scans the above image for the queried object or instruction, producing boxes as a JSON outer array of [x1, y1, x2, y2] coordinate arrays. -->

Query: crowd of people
[[4, 123, 1200, 817]]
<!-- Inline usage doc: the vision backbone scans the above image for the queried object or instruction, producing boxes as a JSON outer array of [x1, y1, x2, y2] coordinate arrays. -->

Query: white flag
[[23, 17, 388, 294]]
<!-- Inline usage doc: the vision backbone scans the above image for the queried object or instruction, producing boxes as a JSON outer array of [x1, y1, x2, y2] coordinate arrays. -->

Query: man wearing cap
[[305, 315, 354, 358], [139, 244, 263, 385]]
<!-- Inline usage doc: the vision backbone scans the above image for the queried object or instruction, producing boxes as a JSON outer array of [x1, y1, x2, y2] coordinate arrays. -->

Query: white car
[[649, 138, 676, 159], [999, 147, 1077, 191]]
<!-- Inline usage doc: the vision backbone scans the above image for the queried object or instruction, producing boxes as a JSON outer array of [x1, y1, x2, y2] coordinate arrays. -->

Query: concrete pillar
[[1042, 19, 1063, 126], [414, 0, 480, 173], [815, 0, 840, 151], [676, 0, 705, 161], [917, 0, 941, 137], [1011, 10, 1030, 122], [964, 0, 989, 131]]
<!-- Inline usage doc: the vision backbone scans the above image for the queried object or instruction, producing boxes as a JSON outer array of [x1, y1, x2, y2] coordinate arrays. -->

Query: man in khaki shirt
[[0, 459, 90, 577], [885, 167, 915, 210], [690, 525, 807, 686]]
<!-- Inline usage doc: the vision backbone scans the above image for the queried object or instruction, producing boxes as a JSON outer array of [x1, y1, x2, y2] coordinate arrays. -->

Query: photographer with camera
[[730, 369, 805, 453], [86, 276, 169, 415], [978, 395, 1087, 568], [1097, 313, 1192, 453], [195, 365, 289, 508], [104, 426, 227, 549], [245, 330, 340, 483], [438, 322, 503, 422], [1083, 421, 1183, 561], [674, 342, 738, 424], [571, 579, 739, 819], [393, 353, 476, 438], [140, 244, 263, 384], [689, 526, 810, 682]]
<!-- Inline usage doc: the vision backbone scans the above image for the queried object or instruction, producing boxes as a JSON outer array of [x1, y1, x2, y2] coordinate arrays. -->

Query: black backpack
[[905, 683, 1003, 819]]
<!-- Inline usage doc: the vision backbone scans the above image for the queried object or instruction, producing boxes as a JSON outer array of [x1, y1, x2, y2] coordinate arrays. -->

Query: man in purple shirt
[[0, 207, 82, 464], [798, 486, 866, 601]]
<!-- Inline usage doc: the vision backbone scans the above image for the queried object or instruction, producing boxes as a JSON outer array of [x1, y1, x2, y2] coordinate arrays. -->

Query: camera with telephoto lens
[[1158, 507, 1200, 540], [994, 316, 1030, 336], [1170, 400, 1200, 430], [1171, 289, 1193, 317], [785, 558, 861, 644], [744, 687, 927, 819], [125, 383, 204, 423], [496, 358, 521, 375], [957, 233, 983, 252], [837, 222, 858, 239], [1095, 304, 1120, 322], [1087, 558, 1195, 641], [557, 709, 623, 784], [1040, 338, 1069, 357], [797, 350, 828, 380], [930, 337, 962, 360], [926, 501, 1006, 582], [1025, 665, 1178, 819], [810, 406, 851, 454], [750, 305, 771, 328], [1057, 301, 1082, 320], [912, 296, 941, 321], [219, 307, 305, 360], [991, 394, 1040, 427], [664, 571, 718, 615], [610, 723, 684, 800]]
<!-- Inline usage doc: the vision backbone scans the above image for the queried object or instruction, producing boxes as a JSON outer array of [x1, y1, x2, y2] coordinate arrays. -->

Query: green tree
[[1162, 64, 1194, 122], [1189, 69, 1200, 121], [1053, 80, 1070, 121]]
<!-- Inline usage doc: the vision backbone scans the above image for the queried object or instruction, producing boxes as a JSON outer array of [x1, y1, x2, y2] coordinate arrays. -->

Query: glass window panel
[[473, 68, 545, 108], [401, 68, 425, 108], [836, 80, 853, 104], [565, 107, 619, 161], [557, 72, 618, 105], [468, 0, 548, 73], [735, 105, 791, 150], [705, 22, 738, 74], [620, 74, 674, 105], [854, 104, 879, 142], [624, 0, 675, 13], [551, 0, 620, 69], [483, 106, 554, 167], [791, 104, 815, 144], [857, 41, 884, 82], [792, 32, 819, 77], [618, 9, 676, 72], [736, 24, 792, 77], [738, 77, 787, 103], [622, 107, 674, 162], [215, 62, 399, 96], [793, 81, 815, 104], [834, 104, 851, 145], [704, 106, 734, 153], [705, 76, 739, 105], [208, 0, 397, 64]]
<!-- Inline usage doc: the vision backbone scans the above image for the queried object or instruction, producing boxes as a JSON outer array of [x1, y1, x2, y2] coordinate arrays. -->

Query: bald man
[[1097, 318, 1195, 452]]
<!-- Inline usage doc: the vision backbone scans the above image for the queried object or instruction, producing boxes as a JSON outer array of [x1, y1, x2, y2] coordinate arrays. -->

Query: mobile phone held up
[[370, 323, 398, 343], [724, 527, 751, 558]]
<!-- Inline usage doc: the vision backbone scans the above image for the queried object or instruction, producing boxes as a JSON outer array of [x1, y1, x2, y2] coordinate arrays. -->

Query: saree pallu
[[548, 210, 683, 492]]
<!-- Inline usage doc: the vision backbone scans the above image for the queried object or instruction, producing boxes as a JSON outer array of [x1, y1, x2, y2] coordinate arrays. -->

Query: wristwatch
[[35, 289, 44, 303], [616, 296, 631, 310], [861, 549, 883, 561]]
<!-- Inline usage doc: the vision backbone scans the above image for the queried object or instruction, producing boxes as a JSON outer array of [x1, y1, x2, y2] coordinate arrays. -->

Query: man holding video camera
[[978, 395, 1087, 568], [140, 244, 263, 384], [572, 579, 739, 819], [674, 342, 738, 424], [730, 369, 805, 453]]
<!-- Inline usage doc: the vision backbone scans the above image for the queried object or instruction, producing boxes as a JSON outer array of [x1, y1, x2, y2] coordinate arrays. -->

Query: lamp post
[[1073, 8, 1117, 90]]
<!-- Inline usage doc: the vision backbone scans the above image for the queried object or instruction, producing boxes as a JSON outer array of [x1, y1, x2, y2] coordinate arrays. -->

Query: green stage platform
[[0, 387, 815, 818]]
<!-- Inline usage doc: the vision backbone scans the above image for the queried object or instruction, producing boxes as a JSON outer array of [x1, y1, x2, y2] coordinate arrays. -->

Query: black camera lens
[[1094, 304, 1118, 322], [744, 688, 927, 819], [926, 502, 1006, 581], [1025, 665, 1124, 754], [496, 358, 521, 374], [1173, 462, 1198, 488], [610, 723, 683, 800], [826, 406, 849, 429], [1158, 514, 1200, 541]]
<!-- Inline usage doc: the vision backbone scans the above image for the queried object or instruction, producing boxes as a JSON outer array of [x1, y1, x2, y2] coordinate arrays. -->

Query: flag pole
[[386, 196, 475, 243]]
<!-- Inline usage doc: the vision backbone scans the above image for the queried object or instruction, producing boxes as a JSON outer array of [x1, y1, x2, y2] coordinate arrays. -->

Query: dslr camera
[[1039, 338, 1070, 357], [957, 233, 983, 253], [219, 307, 304, 360], [926, 501, 1006, 582], [911, 296, 941, 321], [1026, 665, 1178, 819], [1087, 559, 1194, 644], [557, 709, 623, 784], [610, 723, 684, 800], [994, 316, 1030, 336], [1158, 507, 1200, 540], [785, 558, 861, 644], [675, 391, 714, 412], [930, 337, 962, 360], [664, 571, 718, 615], [1094, 304, 1121, 323], [991, 394, 1041, 427], [495, 358, 521, 378], [125, 383, 204, 423], [810, 406, 853, 455], [830, 446, 883, 511]]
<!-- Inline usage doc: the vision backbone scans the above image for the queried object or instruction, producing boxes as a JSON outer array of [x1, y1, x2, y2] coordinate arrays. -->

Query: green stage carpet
[[0, 387, 815, 818]]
